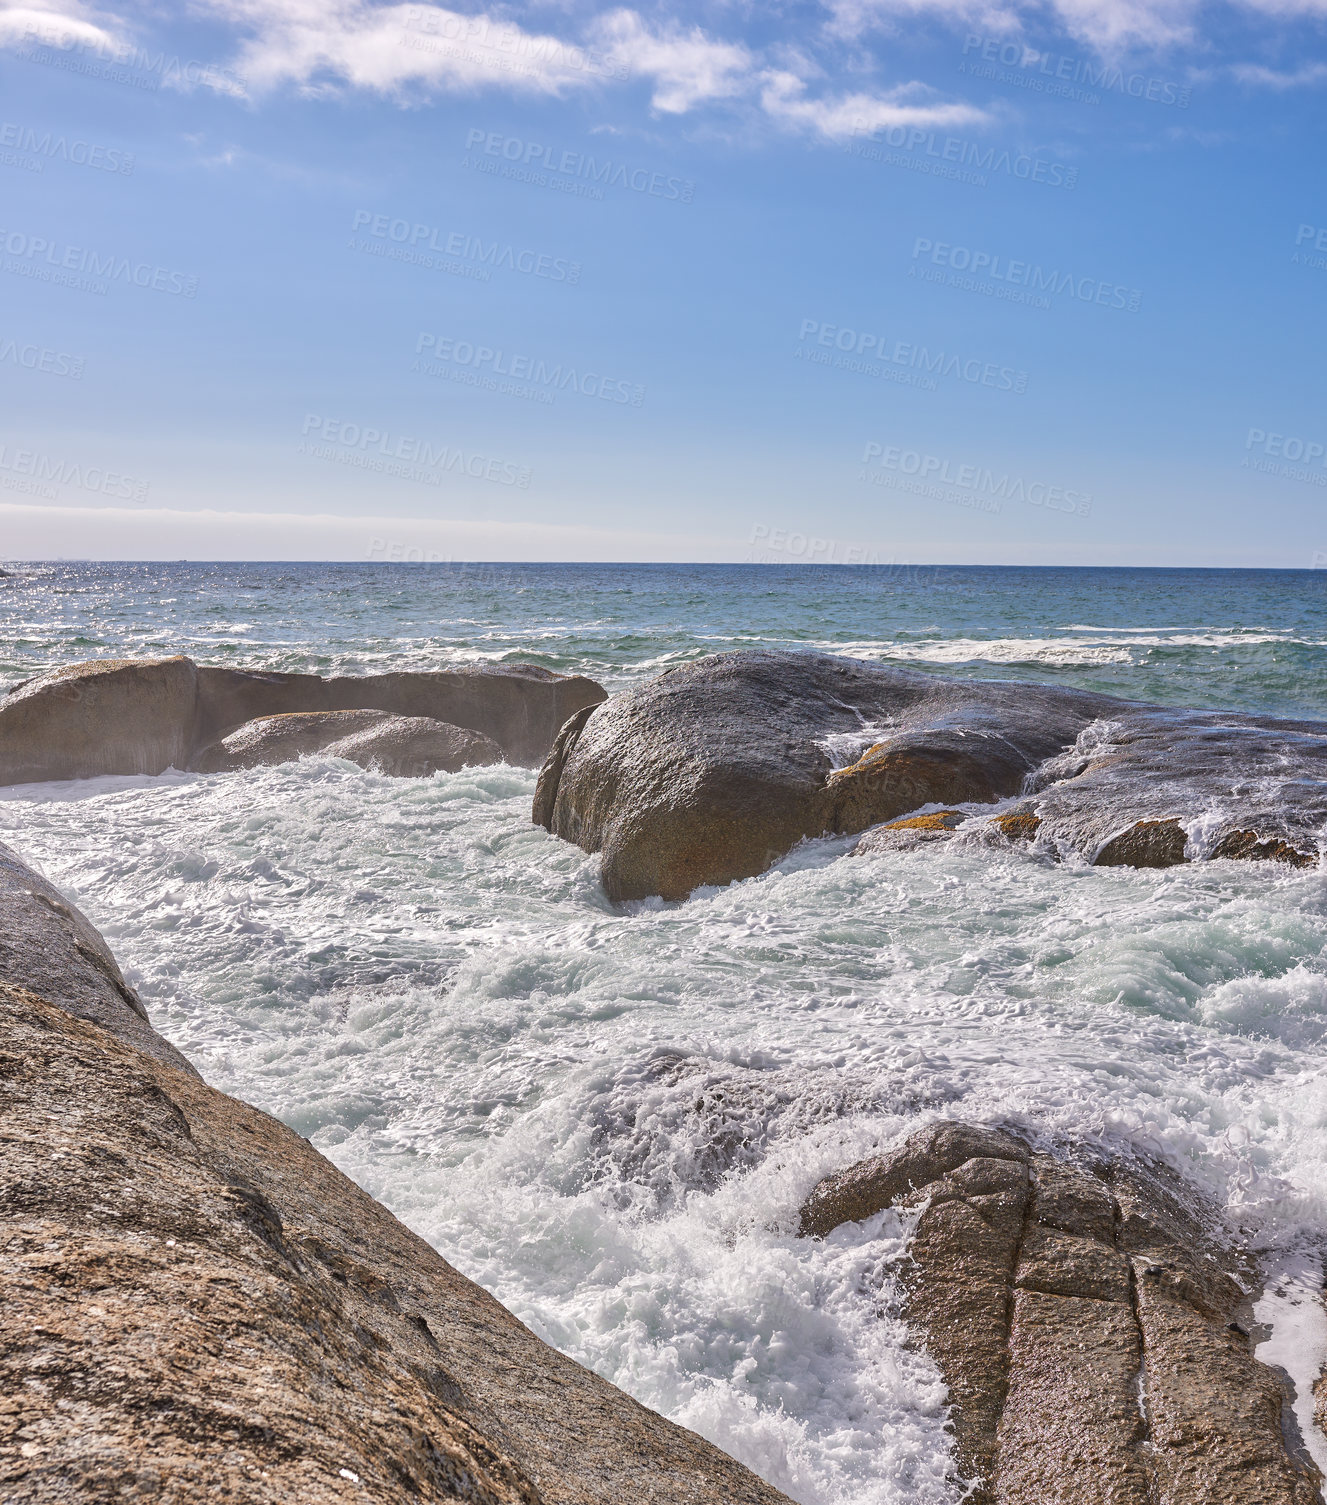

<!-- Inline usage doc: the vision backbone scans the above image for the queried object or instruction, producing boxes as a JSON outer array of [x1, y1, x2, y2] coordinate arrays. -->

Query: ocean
[[4, 560, 1327, 1503]]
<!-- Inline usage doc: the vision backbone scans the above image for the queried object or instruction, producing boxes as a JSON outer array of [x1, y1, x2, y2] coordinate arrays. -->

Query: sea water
[[4, 561, 1327, 1502]]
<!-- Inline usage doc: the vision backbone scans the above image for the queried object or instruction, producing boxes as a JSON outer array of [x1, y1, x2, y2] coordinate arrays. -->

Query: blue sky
[[0, 0, 1324, 565]]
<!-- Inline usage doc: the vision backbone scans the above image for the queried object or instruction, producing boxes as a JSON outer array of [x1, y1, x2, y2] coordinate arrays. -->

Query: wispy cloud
[[0, 0, 118, 47], [204, 1, 608, 97], [828, 0, 1201, 51], [760, 68, 987, 137], [1230, 57, 1327, 85]]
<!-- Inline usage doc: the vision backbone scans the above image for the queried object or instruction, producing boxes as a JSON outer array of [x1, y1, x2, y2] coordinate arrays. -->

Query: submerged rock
[[534, 651, 1327, 900], [0, 853, 791, 1505], [0, 656, 606, 785], [802, 1122, 1322, 1505], [191, 710, 502, 776]]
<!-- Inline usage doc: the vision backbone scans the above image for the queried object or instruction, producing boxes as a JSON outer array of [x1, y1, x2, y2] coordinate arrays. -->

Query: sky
[[0, 0, 1324, 566]]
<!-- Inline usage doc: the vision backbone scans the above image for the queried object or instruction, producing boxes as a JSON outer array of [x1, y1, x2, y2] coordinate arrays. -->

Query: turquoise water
[[3, 561, 1327, 1503]]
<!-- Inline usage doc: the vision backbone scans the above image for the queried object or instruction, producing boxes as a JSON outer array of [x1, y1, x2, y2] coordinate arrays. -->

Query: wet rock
[[0, 657, 606, 785], [0, 972, 790, 1500], [0, 839, 194, 1075], [191, 710, 502, 776], [1094, 817, 1188, 868], [1212, 829, 1316, 867], [854, 810, 965, 854], [990, 812, 1041, 842], [584, 1051, 940, 1212], [802, 1123, 1321, 1505], [535, 651, 1327, 898], [536, 651, 1114, 900]]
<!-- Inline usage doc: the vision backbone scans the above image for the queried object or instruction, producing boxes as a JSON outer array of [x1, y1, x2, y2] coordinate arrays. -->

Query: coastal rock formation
[[534, 651, 1327, 900], [190, 710, 502, 776], [535, 651, 1110, 900], [0, 848, 791, 1505], [0, 656, 606, 785], [801, 1122, 1321, 1505], [0, 839, 194, 1075]]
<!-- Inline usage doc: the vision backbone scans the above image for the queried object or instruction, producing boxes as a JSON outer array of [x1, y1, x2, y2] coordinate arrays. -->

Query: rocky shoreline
[[4, 648, 1327, 1502]]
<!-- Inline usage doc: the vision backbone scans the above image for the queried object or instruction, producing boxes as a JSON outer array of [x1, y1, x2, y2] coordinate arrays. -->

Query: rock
[[854, 810, 965, 854], [0, 839, 194, 1075], [0, 657, 606, 785], [0, 870, 791, 1505], [0, 655, 198, 785], [190, 711, 502, 776], [536, 651, 1114, 901], [801, 1123, 1320, 1505], [535, 651, 1327, 899], [1094, 817, 1188, 868], [1213, 829, 1316, 867]]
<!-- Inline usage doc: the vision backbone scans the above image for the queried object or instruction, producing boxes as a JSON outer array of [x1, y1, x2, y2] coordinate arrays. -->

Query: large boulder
[[0, 656, 198, 784], [190, 710, 502, 776], [0, 839, 194, 1075], [534, 652, 1115, 900], [535, 652, 1327, 900], [801, 1123, 1321, 1505], [0, 658, 606, 785]]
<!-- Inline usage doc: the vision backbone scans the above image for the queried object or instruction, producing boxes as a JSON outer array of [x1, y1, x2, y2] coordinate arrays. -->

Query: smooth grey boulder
[[535, 651, 1327, 900], [0, 838, 195, 1074], [190, 710, 503, 776], [534, 652, 1118, 900], [0, 656, 606, 785]]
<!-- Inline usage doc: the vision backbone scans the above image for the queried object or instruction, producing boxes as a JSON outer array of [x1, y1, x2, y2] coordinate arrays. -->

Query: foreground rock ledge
[[534, 651, 1327, 900], [0, 840, 786, 1504], [801, 1122, 1323, 1505], [0, 655, 607, 785]]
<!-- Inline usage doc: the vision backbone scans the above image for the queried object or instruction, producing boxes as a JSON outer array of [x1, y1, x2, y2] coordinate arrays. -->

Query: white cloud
[[760, 67, 987, 137], [200, 0, 618, 97], [0, 0, 117, 47], [590, 7, 754, 111]]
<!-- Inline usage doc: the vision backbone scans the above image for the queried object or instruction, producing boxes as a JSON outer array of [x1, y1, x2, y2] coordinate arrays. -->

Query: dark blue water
[[2, 561, 1326, 717]]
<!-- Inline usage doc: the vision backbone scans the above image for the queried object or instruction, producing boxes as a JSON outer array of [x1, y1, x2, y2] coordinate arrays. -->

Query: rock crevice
[[802, 1122, 1322, 1505]]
